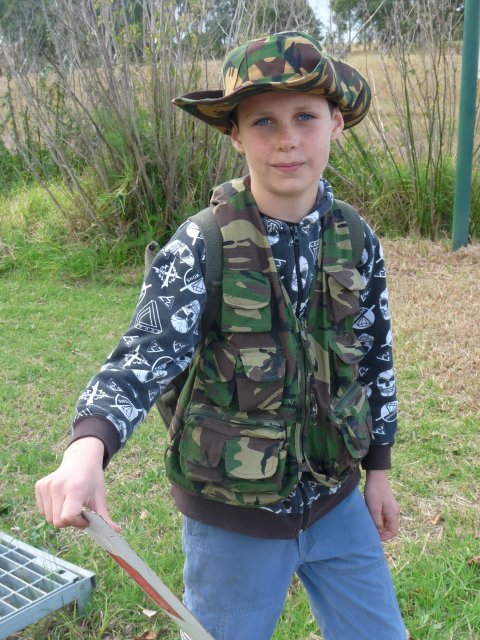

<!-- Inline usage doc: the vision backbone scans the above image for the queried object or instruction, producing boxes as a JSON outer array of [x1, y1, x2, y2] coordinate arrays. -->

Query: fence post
[[452, 0, 480, 251]]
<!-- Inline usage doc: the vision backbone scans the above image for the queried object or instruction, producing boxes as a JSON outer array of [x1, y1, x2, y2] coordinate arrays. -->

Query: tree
[[202, 0, 323, 57], [331, 0, 359, 45], [0, 0, 56, 63], [254, 0, 322, 39], [353, 0, 464, 45]]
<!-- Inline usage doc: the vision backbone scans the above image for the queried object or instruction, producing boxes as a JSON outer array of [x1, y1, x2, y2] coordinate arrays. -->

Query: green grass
[[1, 268, 479, 639], [0, 271, 184, 639], [0, 179, 162, 281]]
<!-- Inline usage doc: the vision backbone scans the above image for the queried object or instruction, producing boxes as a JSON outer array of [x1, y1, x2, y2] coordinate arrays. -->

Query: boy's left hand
[[364, 470, 400, 542]]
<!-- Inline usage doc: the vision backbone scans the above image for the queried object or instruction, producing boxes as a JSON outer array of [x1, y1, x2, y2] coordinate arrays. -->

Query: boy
[[35, 32, 406, 640]]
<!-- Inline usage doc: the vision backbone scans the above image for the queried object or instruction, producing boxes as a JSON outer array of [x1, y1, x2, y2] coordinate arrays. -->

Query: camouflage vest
[[165, 178, 372, 507]]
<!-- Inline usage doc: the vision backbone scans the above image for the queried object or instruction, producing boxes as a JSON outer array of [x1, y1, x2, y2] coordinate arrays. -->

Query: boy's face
[[230, 92, 344, 220]]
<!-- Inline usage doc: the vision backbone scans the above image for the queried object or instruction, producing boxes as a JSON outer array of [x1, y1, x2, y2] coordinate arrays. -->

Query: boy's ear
[[230, 122, 244, 154], [330, 109, 344, 141]]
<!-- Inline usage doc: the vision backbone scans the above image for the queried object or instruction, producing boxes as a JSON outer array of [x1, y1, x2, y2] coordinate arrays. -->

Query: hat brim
[[173, 57, 371, 134]]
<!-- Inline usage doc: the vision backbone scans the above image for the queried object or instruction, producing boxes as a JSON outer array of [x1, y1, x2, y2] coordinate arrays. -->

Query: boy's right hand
[[35, 437, 120, 532]]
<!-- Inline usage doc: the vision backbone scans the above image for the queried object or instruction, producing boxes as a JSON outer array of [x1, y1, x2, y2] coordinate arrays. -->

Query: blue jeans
[[182, 489, 406, 640]]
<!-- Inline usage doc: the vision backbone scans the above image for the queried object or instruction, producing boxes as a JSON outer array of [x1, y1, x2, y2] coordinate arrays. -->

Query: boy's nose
[[274, 124, 298, 151]]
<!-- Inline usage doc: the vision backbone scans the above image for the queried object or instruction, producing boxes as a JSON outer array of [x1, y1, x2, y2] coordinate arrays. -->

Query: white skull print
[[379, 289, 390, 320], [377, 369, 396, 397], [264, 219, 283, 245], [151, 356, 173, 379], [359, 248, 374, 281], [171, 300, 201, 333], [358, 333, 374, 354], [164, 239, 195, 268]]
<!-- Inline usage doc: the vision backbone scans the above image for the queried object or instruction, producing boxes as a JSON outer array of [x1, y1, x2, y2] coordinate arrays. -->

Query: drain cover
[[0, 531, 95, 639]]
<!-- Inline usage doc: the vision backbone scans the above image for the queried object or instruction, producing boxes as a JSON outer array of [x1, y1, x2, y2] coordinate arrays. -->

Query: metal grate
[[0, 531, 96, 639]]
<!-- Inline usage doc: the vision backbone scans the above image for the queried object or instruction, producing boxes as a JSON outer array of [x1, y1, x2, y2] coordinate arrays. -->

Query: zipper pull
[[290, 224, 299, 244], [299, 318, 308, 346], [310, 392, 318, 421]]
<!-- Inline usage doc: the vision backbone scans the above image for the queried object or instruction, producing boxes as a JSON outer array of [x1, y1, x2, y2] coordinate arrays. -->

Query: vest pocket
[[200, 342, 286, 412], [199, 342, 237, 407], [235, 347, 286, 411], [307, 381, 371, 487], [328, 381, 372, 460], [329, 332, 364, 380], [222, 270, 272, 332], [179, 405, 286, 491], [323, 264, 364, 323]]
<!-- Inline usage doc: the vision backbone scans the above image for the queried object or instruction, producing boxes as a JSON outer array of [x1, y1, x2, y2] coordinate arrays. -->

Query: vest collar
[[209, 175, 335, 227]]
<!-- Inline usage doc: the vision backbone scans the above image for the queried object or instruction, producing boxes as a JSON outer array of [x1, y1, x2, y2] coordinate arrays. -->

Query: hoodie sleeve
[[354, 221, 398, 470], [70, 219, 207, 465]]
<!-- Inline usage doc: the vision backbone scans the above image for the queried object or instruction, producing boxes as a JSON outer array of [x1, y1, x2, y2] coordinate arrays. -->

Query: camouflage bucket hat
[[173, 31, 371, 134]]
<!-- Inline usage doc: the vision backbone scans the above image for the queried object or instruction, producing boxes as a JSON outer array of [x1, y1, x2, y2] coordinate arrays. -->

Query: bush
[[329, 134, 479, 239]]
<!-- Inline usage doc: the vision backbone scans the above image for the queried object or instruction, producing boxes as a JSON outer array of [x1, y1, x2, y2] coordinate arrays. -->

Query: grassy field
[[1, 237, 479, 639]]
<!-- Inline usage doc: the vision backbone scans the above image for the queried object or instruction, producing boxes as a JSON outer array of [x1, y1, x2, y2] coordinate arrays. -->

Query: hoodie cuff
[[361, 444, 392, 471], [70, 416, 121, 468]]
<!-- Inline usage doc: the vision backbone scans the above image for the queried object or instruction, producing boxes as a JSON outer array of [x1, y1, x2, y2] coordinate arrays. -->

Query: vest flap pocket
[[180, 424, 224, 469], [323, 264, 364, 323], [323, 264, 365, 291], [199, 343, 286, 410], [180, 406, 285, 485], [329, 333, 364, 365], [328, 381, 371, 459], [222, 270, 271, 332]]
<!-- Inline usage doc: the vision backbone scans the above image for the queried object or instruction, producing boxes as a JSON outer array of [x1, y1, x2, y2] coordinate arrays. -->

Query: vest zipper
[[296, 316, 315, 531], [290, 223, 318, 531], [289, 223, 303, 316], [294, 317, 310, 472]]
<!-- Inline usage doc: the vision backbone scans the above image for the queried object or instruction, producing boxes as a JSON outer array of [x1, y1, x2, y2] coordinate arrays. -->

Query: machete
[[82, 509, 214, 640]]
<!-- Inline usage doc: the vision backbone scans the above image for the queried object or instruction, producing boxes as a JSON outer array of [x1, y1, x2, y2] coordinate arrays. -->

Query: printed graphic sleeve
[[354, 222, 398, 470], [71, 219, 207, 464]]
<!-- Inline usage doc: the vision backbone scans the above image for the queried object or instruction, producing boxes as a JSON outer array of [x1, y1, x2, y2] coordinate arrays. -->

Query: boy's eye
[[297, 112, 314, 121], [253, 117, 272, 126]]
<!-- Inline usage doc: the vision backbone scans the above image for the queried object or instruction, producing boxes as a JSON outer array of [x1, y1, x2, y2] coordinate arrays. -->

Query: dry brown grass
[[384, 238, 480, 413], [382, 238, 480, 556], [348, 48, 462, 120]]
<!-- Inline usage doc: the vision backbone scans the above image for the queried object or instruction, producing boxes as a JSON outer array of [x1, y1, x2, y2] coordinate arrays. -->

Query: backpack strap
[[333, 199, 365, 267], [189, 207, 223, 336]]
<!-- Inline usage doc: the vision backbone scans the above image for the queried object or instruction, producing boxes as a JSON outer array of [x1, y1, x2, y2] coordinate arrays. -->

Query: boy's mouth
[[271, 162, 304, 173]]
